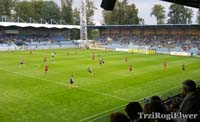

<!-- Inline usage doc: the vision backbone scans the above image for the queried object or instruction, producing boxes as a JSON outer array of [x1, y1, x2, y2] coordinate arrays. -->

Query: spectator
[[150, 96, 162, 103], [148, 100, 165, 113], [125, 102, 143, 122], [178, 79, 200, 122], [110, 112, 130, 122], [149, 100, 174, 122]]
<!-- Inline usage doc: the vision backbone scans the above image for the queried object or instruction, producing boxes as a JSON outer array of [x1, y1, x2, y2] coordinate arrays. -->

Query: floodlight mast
[[80, 0, 88, 48]]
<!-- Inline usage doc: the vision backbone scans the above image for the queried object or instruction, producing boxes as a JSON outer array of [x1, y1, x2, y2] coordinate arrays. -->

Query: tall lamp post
[[80, 0, 88, 48]]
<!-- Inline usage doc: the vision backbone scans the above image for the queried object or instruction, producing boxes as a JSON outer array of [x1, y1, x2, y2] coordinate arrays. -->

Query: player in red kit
[[129, 65, 133, 72], [163, 62, 167, 70], [44, 65, 48, 74]]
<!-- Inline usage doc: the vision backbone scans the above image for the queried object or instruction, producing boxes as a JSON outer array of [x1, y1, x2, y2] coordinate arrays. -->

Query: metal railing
[[0, 16, 67, 25]]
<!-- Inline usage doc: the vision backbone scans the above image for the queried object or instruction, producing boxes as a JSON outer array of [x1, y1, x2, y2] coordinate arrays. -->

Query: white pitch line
[[13, 63, 132, 102], [0, 68, 182, 122], [0, 68, 131, 102], [78, 87, 131, 102], [0, 68, 66, 86], [79, 104, 127, 122], [79, 85, 181, 122]]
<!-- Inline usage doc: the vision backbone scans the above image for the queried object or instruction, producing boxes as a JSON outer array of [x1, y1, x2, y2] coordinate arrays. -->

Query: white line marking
[[79, 86, 181, 122], [0, 68, 182, 122], [0, 68, 131, 102], [78, 88, 131, 102]]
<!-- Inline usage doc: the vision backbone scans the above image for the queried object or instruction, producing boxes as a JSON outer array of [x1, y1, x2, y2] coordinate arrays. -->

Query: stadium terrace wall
[[0, 44, 79, 51], [88, 45, 197, 57]]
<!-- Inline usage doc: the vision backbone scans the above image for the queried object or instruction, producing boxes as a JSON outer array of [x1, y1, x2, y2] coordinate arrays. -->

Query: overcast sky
[[55, 0, 198, 25]]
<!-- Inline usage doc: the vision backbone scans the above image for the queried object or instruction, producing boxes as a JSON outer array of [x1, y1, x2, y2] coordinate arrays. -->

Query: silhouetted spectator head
[[182, 79, 196, 95], [110, 112, 130, 122], [148, 100, 165, 113], [150, 96, 162, 102], [125, 102, 143, 121]]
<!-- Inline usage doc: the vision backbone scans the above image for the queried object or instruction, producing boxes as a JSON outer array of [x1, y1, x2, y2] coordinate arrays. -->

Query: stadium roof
[[88, 24, 200, 29], [0, 22, 80, 29], [161, 0, 200, 8]]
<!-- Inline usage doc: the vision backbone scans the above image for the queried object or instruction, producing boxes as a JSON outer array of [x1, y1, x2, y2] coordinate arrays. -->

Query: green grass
[[0, 48, 199, 122]]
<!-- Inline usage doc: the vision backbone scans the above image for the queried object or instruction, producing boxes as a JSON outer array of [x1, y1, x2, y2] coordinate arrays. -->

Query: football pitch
[[0, 48, 199, 122]]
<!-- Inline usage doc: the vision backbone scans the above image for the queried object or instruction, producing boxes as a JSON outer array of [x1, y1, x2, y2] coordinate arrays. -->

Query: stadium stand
[[88, 25, 200, 56], [0, 35, 78, 50], [0, 22, 80, 50]]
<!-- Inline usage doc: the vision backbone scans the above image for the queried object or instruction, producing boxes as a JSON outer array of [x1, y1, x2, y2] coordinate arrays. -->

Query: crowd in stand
[[0, 35, 66, 46], [96, 34, 200, 51], [110, 79, 200, 122]]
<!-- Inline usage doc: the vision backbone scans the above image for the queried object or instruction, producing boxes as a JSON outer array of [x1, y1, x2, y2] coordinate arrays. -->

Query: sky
[[54, 0, 199, 25]]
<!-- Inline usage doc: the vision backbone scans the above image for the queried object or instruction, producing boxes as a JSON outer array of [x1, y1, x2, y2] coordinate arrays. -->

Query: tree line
[[0, 0, 81, 25], [0, 0, 200, 39], [103, 1, 200, 25], [1, 0, 199, 25], [151, 4, 200, 24]]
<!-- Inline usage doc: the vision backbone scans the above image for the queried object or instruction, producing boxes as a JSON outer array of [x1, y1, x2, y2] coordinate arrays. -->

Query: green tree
[[185, 8, 193, 24], [0, 0, 14, 16], [83, 0, 97, 39], [61, 0, 73, 24], [126, 3, 140, 24], [15, 1, 34, 21], [40, 1, 60, 22], [73, 8, 80, 25], [167, 4, 193, 24], [86, 0, 96, 25], [151, 4, 165, 24], [70, 8, 80, 40], [15, 0, 60, 22], [197, 9, 200, 24], [103, 1, 141, 25]]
